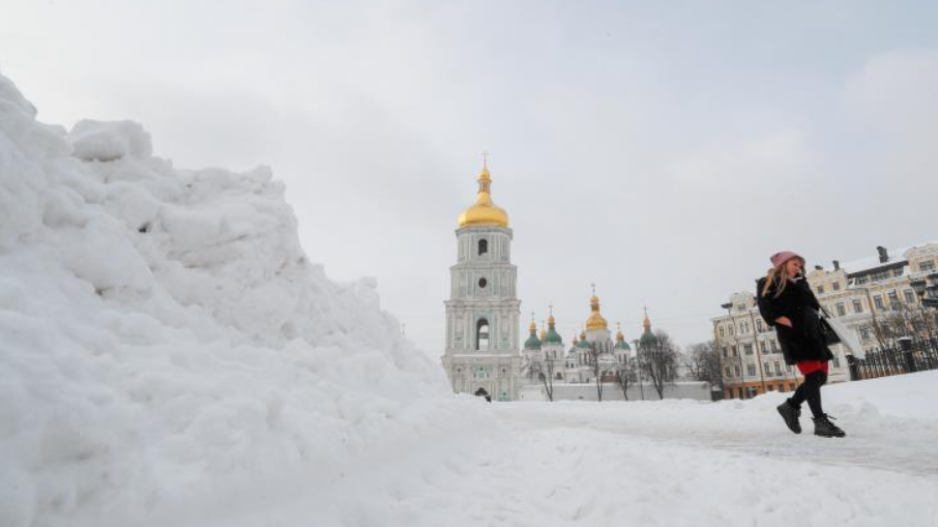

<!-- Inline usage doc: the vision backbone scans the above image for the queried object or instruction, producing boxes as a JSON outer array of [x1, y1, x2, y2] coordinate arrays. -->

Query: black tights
[[789, 371, 827, 418]]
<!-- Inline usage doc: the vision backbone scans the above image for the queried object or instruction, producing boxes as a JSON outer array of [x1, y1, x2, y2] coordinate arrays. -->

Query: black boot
[[776, 400, 802, 434], [813, 414, 846, 438]]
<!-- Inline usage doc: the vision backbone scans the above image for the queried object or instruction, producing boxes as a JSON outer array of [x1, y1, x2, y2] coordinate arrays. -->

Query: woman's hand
[[775, 316, 793, 328]]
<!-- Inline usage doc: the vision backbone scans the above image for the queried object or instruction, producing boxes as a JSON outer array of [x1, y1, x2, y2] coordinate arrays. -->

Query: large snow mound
[[0, 71, 487, 527]]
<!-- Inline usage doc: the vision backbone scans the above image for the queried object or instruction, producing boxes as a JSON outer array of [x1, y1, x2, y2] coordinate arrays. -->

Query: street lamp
[[911, 273, 938, 310]]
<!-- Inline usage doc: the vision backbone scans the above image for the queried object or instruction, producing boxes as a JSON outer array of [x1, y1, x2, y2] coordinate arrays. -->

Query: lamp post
[[911, 273, 938, 310]]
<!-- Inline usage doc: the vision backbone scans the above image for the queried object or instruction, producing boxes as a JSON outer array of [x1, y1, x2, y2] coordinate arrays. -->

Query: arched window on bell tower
[[476, 318, 490, 351], [478, 238, 488, 256]]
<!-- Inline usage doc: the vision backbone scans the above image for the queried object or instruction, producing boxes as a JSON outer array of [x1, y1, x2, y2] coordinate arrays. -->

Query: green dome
[[544, 328, 563, 345], [577, 338, 592, 350], [615, 339, 631, 351], [524, 333, 542, 351], [639, 329, 658, 348]]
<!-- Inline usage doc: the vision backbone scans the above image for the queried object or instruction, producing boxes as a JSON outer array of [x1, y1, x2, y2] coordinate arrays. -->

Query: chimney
[[814, 265, 823, 271], [833, 260, 840, 271], [877, 246, 889, 263]]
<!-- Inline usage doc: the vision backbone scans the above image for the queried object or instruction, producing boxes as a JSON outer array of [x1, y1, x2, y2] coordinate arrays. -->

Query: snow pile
[[0, 71, 487, 527]]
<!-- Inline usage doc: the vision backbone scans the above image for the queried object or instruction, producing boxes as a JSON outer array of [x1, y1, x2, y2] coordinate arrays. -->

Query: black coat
[[756, 275, 834, 365]]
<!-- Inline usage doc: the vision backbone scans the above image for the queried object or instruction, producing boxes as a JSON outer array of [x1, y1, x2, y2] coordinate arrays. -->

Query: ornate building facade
[[441, 163, 522, 401]]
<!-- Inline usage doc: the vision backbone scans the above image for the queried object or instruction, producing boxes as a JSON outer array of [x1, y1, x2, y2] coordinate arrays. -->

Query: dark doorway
[[474, 387, 491, 402], [476, 318, 490, 351]]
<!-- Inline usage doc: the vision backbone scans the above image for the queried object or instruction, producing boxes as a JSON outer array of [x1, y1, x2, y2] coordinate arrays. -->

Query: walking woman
[[756, 251, 846, 438]]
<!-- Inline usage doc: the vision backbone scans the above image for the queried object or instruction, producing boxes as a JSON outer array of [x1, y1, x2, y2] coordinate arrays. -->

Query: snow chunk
[[68, 120, 153, 162]]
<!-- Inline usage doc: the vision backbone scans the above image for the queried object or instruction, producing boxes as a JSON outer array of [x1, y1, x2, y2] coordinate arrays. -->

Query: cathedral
[[441, 162, 658, 401]]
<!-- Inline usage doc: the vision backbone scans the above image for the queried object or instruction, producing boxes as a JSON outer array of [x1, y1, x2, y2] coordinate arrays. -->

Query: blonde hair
[[761, 257, 805, 299]]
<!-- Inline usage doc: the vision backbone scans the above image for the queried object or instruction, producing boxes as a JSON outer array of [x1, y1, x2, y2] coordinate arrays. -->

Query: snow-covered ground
[[294, 372, 938, 527], [3, 71, 937, 527]]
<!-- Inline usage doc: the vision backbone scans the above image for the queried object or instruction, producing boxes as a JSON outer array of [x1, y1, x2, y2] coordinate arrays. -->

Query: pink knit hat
[[770, 251, 803, 268]]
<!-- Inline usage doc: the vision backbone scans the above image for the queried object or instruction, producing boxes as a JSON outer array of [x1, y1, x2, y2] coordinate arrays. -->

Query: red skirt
[[797, 360, 829, 376]]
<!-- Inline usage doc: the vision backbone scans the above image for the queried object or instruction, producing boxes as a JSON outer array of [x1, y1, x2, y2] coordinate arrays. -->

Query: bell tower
[[442, 161, 521, 401]]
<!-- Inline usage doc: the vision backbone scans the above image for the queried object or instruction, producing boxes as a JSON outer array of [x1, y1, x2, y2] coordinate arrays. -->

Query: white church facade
[[441, 163, 523, 402]]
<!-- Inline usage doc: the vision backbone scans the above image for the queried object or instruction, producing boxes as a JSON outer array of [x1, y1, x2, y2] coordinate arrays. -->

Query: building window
[[747, 364, 756, 377], [818, 285, 825, 295], [836, 303, 846, 317], [478, 239, 488, 256], [744, 343, 753, 355], [729, 325, 735, 336], [853, 299, 863, 313], [478, 277, 488, 289], [756, 320, 764, 333], [833, 282, 841, 291], [476, 319, 490, 351], [905, 290, 916, 304], [873, 295, 885, 310], [893, 268, 904, 278], [859, 327, 871, 341], [888, 291, 899, 308], [775, 361, 782, 375], [832, 356, 840, 368], [734, 366, 741, 377], [921, 260, 936, 272], [855, 276, 868, 285], [719, 326, 725, 337], [725, 367, 732, 378]]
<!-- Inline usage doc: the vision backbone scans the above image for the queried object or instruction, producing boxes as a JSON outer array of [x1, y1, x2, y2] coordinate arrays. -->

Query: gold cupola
[[585, 294, 608, 331], [457, 162, 509, 228]]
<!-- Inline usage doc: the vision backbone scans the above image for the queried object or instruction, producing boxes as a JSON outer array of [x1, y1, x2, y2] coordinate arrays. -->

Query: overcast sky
[[3, 0, 938, 356]]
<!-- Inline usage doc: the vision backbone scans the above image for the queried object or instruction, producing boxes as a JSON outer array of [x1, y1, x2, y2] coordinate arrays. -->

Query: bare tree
[[685, 340, 724, 393], [639, 330, 679, 399], [868, 304, 938, 353], [530, 355, 558, 402], [614, 355, 636, 401], [585, 342, 609, 402]]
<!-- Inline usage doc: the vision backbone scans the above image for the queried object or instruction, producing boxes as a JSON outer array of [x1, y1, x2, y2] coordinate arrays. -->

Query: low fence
[[849, 338, 938, 381]]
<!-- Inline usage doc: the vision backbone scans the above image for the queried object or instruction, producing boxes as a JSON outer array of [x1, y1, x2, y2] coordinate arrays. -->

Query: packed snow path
[[266, 381, 938, 527]]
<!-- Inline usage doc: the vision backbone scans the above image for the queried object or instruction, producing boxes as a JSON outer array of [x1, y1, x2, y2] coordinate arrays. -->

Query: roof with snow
[[824, 242, 938, 277]]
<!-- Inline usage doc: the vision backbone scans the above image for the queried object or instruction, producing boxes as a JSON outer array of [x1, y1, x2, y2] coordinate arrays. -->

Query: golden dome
[[539, 327, 547, 340], [616, 322, 625, 341], [643, 307, 652, 332], [457, 164, 509, 228], [529, 320, 537, 333], [585, 295, 608, 331]]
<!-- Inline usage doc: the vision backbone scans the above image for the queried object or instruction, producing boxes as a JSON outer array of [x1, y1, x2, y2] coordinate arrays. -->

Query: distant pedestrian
[[756, 251, 846, 438]]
